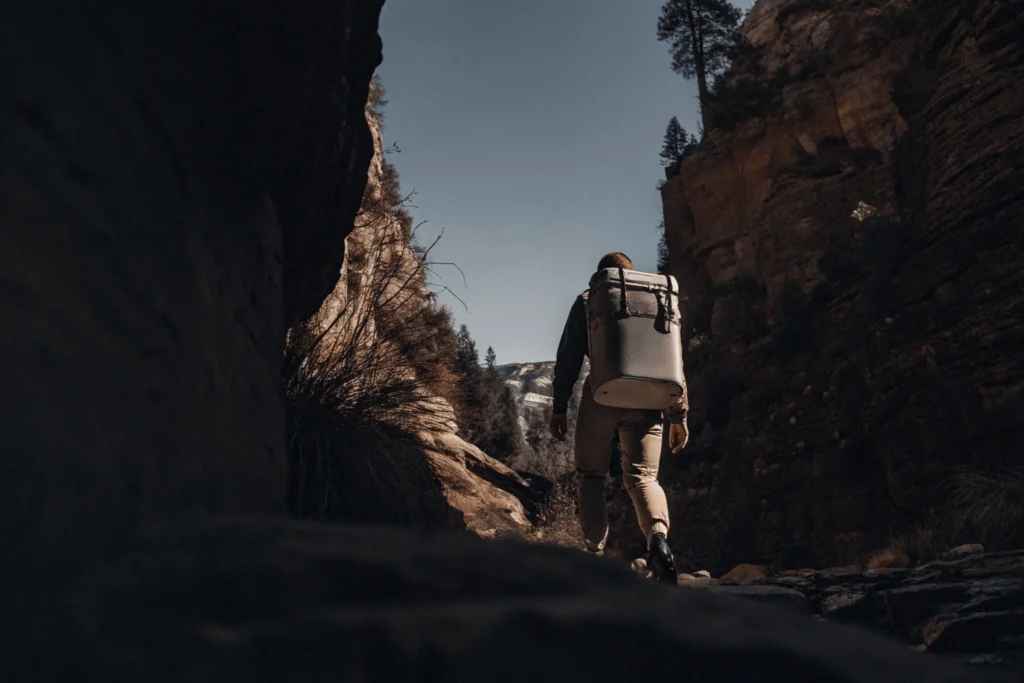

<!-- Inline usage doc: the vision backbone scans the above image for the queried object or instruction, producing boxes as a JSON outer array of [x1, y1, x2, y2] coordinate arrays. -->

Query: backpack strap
[[618, 268, 631, 318], [664, 274, 676, 325]]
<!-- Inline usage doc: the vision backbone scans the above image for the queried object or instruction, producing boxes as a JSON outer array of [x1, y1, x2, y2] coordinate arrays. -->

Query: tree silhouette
[[657, 0, 743, 131], [659, 116, 700, 170], [451, 328, 522, 463], [657, 227, 671, 275]]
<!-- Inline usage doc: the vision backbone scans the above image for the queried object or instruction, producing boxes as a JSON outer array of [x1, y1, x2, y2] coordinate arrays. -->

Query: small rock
[[803, 385, 813, 396], [722, 563, 767, 582], [789, 416, 797, 425], [941, 543, 985, 559], [630, 558, 651, 579], [885, 317, 894, 325], [796, 441, 805, 451]]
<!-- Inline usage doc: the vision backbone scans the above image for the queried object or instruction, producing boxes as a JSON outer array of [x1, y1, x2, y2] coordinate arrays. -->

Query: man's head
[[596, 252, 633, 271]]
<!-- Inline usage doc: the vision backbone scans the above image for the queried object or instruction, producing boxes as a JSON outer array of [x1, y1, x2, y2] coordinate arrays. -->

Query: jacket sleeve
[[552, 295, 587, 415], [664, 353, 689, 425]]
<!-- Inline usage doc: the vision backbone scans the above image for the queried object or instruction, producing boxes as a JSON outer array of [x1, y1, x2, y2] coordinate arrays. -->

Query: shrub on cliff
[[281, 218, 461, 523], [282, 77, 465, 523]]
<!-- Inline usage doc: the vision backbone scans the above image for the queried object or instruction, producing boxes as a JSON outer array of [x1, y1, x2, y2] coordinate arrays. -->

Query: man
[[549, 252, 689, 584]]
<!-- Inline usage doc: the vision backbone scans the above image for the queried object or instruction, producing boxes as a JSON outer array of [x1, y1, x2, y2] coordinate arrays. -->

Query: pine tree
[[450, 328, 522, 462], [660, 117, 701, 172], [455, 325, 481, 379], [657, 0, 743, 131], [660, 116, 685, 168], [657, 225, 671, 275], [484, 386, 522, 463], [453, 325, 486, 441]]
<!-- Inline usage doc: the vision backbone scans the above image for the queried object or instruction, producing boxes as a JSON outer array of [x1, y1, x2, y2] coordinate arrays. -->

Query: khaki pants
[[574, 378, 670, 552]]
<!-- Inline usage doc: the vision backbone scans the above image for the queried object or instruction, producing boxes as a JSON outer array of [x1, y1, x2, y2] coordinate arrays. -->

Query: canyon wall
[[0, 0, 384, 668], [660, 0, 1024, 571]]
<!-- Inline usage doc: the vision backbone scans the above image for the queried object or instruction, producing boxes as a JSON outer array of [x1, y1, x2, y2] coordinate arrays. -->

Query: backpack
[[584, 267, 685, 410]]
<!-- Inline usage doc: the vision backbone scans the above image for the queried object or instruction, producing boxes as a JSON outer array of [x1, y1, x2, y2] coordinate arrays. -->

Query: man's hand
[[669, 421, 689, 453], [549, 413, 568, 441]]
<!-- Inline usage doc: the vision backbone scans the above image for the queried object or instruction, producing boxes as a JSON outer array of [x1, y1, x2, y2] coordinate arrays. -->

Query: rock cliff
[[660, 0, 1024, 571], [290, 88, 544, 538], [2, 0, 385, 669], [499, 360, 588, 436]]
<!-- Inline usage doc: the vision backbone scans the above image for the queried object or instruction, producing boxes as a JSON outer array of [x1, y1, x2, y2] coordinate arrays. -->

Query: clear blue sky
[[377, 0, 755, 364]]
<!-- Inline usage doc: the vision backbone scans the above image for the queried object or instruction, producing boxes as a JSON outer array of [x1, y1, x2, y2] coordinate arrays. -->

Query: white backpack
[[585, 267, 685, 410]]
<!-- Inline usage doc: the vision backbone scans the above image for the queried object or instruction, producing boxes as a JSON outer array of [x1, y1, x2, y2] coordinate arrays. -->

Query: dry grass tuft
[[283, 91, 465, 525], [532, 471, 585, 550], [947, 465, 1024, 550], [866, 545, 912, 570]]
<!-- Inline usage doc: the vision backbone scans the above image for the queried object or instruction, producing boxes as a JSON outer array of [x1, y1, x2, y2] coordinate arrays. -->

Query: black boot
[[647, 532, 678, 585]]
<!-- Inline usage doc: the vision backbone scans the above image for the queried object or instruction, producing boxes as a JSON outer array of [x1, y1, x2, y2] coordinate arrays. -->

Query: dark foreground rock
[[689, 551, 1024, 677], [41, 518, 1008, 682]]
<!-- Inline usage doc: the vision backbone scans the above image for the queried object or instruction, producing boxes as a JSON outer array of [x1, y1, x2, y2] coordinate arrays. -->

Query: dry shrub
[[285, 402, 446, 525], [865, 514, 962, 569], [947, 466, 1024, 550], [283, 126, 465, 524], [866, 545, 912, 570], [533, 471, 585, 550], [864, 467, 1024, 569], [513, 413, 584, 550]]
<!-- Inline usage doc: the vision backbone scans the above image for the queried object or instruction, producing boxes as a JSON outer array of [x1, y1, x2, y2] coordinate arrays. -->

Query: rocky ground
[[55, 518, 1019, 682], [627, 546, 1024, 678]]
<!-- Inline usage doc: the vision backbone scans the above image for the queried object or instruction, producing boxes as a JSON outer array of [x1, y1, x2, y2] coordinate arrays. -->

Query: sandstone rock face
[[660, 0, 1024, 570], [297, 88, 545, 538], [0, 0, 384, 667]]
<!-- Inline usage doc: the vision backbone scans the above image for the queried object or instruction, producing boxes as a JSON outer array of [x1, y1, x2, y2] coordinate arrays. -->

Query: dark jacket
[[552, 291, 689, 424]]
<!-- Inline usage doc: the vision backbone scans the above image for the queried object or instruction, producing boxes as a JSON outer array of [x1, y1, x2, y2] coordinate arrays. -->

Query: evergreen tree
[[657, 0, 743, 131], [453, 325, 486, 441], [450, 328, 522, 463], [483, 386, 522, 464], [660, 116, 701, 171], [660, 116, 685, 168], [657, 226, 671, 275], [454, 325, 481, 380]]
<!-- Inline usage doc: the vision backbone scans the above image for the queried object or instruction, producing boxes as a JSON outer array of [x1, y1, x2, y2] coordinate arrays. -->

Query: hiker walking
[[549, 252, 689, 584]]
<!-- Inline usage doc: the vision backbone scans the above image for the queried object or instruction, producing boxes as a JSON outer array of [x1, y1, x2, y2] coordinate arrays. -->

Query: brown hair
[[596, 252, 633, 271]]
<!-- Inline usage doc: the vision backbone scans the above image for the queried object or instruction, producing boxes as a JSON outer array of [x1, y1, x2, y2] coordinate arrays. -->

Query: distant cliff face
[[660, 0, 1024, 571], [499, 360, 589, 435]]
